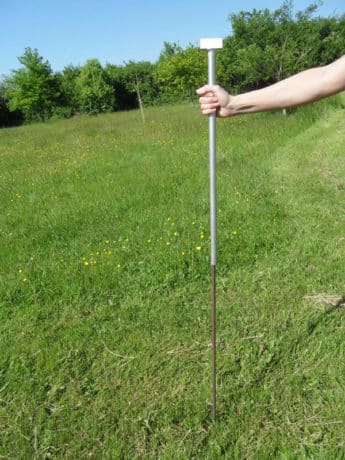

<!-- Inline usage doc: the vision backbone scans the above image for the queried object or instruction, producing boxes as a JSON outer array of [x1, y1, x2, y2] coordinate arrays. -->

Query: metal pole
[[208, 48, 217, 422], [200, 38, 223, 422], [208, 49, 217, 268]]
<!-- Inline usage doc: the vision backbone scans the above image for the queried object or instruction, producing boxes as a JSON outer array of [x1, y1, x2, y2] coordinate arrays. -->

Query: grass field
[[1, 99, 345, 458]]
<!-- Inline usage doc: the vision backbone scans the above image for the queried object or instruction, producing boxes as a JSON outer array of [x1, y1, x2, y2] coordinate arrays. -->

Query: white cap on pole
[[200, 38, 223, 50]]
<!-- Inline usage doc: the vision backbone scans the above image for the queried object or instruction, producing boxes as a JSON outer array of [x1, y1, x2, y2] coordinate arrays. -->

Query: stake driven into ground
[[0, 97, 345, 458], [200, 37, 224, 422]]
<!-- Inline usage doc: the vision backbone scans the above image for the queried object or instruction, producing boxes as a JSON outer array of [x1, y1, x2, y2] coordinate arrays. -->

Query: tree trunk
[[278, 35, 289, 117], [136, 78, 145, 123], [189, 87, 195, 107]]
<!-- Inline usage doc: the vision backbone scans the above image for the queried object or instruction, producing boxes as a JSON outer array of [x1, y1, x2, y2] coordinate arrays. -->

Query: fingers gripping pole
[[200, 38, 223, 422]]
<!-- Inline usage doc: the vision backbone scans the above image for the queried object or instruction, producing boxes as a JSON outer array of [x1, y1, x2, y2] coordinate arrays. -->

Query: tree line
[[1, 1, 345, 127]]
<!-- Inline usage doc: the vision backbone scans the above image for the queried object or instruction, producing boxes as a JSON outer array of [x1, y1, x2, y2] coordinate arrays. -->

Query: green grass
[[1, 99, 345, 458]]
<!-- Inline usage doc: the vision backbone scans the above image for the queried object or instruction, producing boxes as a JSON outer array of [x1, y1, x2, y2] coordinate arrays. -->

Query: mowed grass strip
[[0, 100, 345, 458]]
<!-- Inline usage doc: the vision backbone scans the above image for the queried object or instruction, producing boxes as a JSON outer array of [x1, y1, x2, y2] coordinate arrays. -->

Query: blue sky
[[1, 0, 344, 77]]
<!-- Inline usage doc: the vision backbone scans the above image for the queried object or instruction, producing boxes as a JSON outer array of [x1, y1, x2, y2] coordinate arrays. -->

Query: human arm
[[197, 55, 345, 117]]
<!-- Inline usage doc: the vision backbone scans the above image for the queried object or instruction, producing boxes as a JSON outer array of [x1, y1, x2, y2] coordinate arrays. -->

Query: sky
[[1, 0, 344, 78]]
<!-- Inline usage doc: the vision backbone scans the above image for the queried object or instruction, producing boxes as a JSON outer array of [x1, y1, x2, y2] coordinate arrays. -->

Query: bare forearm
[[229, 57, 345, 115], [197, 56, 345, 117]]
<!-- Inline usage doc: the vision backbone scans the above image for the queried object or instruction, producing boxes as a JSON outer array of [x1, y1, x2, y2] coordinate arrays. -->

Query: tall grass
[[0, 98, 345, 458]]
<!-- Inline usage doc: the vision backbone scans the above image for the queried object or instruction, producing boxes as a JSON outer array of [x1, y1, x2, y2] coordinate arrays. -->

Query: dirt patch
[[304, 294, 345, 308]]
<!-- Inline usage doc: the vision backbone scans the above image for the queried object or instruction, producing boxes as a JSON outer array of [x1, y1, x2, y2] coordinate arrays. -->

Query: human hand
[[196, 84, 233, 118]]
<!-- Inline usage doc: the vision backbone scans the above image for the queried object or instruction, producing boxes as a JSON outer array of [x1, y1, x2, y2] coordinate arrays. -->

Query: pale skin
[[197, 55, 345, 117]]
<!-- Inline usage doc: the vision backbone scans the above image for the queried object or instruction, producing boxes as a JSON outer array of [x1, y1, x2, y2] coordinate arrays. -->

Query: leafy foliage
[[75, 59, 114, 115], [56, 65, 81, 116], [219, 1, 345, 92], [155, 46, 206, 104], [1, 2, 345, 126], [120, 61, 159, 106], [105, 64, 137, 111], [4, 48, 60, 121], [0, 82, 23, 127]]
